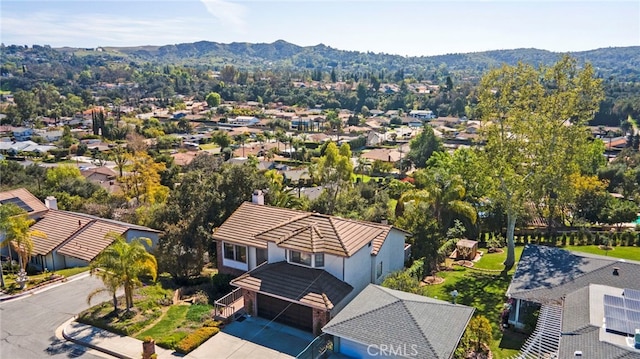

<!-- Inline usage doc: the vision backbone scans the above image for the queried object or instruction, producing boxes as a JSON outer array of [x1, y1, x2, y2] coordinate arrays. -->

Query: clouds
[[1, 12, 209, 47], [199, 0, 247, 33]]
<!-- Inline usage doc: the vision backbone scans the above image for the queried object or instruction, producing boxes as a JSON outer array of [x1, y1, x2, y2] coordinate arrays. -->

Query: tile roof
[[56, 220, 128, 262], [0, 187, 49, 217], [231, 261, 353, 310], [214, 202, 395, 256], [323, 285, 475, 359], [30, 210, 93, 255], [29, 209, 159, 262]]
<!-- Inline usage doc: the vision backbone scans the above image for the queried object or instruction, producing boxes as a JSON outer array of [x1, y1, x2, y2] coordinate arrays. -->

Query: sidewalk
[[60, 319, 180, 359], [0, 271, 91, 302]]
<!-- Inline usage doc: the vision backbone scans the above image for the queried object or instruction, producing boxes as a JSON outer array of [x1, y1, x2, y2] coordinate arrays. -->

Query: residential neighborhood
[[1, 11, 640, 359]]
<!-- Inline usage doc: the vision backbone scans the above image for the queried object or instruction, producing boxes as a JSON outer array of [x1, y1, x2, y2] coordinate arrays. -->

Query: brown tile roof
[[0, 188, 49, 217], [57, 221, 128, 262], [213, 202, 395, 256], [361, 148, 402, 163], [31, 210, 93, 256], [231, 261, 353, 310], [81, 167, 117, 180]]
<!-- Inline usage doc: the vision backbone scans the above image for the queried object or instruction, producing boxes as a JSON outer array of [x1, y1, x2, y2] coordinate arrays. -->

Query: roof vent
[[613, 267, 620, 276], [574, 351, 583, 357]]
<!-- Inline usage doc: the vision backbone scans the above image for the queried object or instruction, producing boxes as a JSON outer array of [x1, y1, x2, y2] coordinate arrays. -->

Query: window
[[256, 248, 268, 265], [223, 243, 247, 263], [314, 253, 324, 267], [377, 261, 383, 278], [289, 251, 312, 266]]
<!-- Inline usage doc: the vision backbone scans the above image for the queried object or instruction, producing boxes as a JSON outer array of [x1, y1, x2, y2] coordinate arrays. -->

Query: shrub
[[176, 327, 220, 354], [156, 332, 188, 349]]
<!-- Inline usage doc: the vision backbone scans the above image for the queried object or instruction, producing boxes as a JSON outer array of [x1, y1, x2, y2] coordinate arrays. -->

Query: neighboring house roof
[[557, 287, 639, 359], [29, 208, 160, 262], [30, 210, 93, 256], [323, 285, 475, 359], [361, 148, 402, 163], [508, 245, 640, 358], [507, 245, 640, 305], [57, 220, 128, 262], [214, 202, 397, 256], [231, 261, 353, 310], [81, 166, 117, 180], [0, 187, 49, 217]]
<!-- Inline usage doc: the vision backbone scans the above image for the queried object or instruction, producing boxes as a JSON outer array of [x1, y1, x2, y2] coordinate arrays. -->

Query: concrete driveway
[[189, 316, 314, 359]]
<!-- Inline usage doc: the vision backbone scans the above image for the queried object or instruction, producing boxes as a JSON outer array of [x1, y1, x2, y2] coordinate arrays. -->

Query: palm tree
[[0, 204, 25, 288], [398, 169, 477, 231], [89, 233, 157, 311], [3, 213, 46, 272]]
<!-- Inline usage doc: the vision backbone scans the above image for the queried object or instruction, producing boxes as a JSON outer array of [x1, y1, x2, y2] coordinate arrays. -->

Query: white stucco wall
[[322, 253, 344, 281], [343, 244, 373, 294], [267, 242, 286, 262], [372, 229, 406, 284], [62, 255, 89, 268]]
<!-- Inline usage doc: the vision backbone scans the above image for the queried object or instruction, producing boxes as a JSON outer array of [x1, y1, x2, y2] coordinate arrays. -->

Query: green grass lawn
[[474, 246, 525, 271], [562, 245, 640, 261], [198, 143, 218, 150], [136, 304, 215, 349]]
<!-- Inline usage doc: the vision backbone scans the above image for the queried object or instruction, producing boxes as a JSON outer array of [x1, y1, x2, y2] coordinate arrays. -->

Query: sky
[[1, 0, 639, 57]]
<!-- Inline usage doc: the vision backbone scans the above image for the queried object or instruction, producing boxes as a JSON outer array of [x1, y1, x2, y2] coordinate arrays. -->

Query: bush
[[156, 332, 188, 349], [176, 327, 219, 354]]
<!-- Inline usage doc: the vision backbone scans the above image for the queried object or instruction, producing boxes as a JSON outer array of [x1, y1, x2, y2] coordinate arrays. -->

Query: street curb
[[62, 320, 134, 359]]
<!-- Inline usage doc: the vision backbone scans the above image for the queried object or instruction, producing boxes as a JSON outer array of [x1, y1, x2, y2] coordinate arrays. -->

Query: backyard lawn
[[422, 246, 525, 359], [563, 244, 640, 261]]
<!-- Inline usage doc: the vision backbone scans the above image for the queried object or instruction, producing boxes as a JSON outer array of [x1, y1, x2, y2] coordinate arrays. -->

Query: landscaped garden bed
[[77, 275, 229, 354]]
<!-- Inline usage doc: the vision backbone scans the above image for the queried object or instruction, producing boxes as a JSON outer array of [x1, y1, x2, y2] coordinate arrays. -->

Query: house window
[[289, 250, 312, 266], [377, 261, 383, 278], [223, 243, 247, 263], [314, 253, 324, 267], [256, 248, 268, 265]]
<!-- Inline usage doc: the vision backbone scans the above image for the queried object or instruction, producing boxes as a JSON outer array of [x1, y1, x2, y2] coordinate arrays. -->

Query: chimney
[[45, 196, 58, 210], [252, 190, 264, 205]]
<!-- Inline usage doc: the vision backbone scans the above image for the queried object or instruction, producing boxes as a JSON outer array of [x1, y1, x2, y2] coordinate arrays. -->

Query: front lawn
[[78, 281, 222, 354]]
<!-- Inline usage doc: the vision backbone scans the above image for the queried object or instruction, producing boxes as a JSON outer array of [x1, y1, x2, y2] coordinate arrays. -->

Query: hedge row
[[478, 230, 640, 247], [175, 326, 220, 354]]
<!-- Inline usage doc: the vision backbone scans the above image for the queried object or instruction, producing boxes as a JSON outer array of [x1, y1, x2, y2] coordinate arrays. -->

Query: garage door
[[257, 293, 313, 332]]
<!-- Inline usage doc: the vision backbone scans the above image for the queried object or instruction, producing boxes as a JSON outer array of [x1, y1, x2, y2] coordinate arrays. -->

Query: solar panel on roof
[[626, 299, 640, 312], [606, 316, 631, 334], [0, 197, 33, 213], [604, 305, 627, 320], [604, 294, 625, 307], [624, 288, 640, 301]]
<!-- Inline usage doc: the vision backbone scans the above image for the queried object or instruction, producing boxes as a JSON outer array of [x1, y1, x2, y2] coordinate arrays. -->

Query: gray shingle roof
[[507, 245, 640, 304], [322, 285, 474, 359]]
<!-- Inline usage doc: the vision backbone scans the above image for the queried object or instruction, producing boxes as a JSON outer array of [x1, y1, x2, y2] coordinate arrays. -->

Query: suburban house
[[11, 127, 35, 141], [81, 166, 121, 194], [322, 284, 474, 359], [212, 191, 409, 334], [0, 188, 159, 271], [409, 110, 435, 120], [506, 245, 640, 358], [0, 188, 49, 220]]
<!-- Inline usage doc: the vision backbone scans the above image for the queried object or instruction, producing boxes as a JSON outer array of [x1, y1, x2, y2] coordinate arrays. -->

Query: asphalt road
[[0, 274, 113, 359]]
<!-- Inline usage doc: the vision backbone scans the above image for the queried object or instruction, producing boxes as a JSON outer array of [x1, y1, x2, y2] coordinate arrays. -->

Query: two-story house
[[213, 191, 409, 335]]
